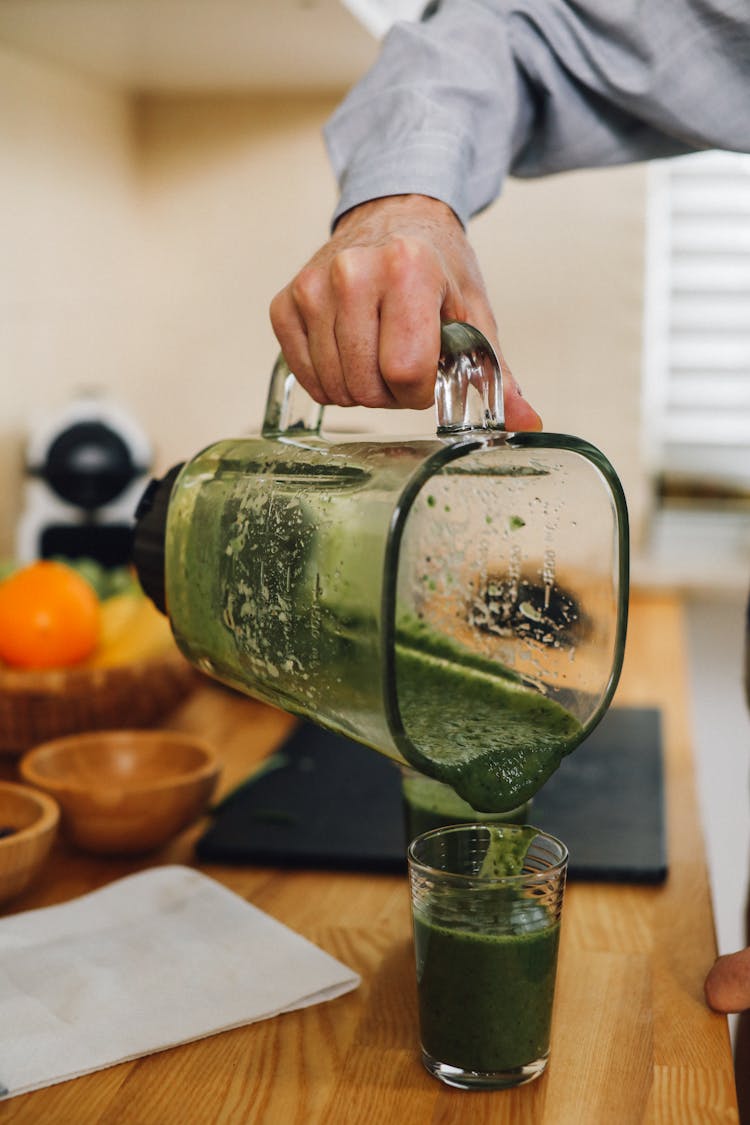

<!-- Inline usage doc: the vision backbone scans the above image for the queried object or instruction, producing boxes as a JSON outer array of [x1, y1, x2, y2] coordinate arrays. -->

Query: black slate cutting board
[[196, 706, 666, 883]]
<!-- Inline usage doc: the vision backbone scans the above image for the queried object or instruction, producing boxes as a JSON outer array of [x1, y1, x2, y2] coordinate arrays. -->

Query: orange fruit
[[0, 560, 101, 670]]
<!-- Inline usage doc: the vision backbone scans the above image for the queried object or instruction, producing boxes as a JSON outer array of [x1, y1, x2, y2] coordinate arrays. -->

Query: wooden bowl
[[20, 730, 220, 856], [0, 782, 59, 905], [0, 651, 197, 756]]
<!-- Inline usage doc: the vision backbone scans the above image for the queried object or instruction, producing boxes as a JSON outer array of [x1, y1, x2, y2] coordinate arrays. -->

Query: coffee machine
[[17, 392, 152, 567]]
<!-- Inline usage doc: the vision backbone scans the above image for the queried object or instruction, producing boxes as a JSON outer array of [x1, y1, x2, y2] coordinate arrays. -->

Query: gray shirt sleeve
[[325, 0, 750, 227]]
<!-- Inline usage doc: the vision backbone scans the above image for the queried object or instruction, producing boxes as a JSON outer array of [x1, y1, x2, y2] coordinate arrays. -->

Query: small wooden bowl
[[0, 782, 59, 905], [20, 730, 220, 856]]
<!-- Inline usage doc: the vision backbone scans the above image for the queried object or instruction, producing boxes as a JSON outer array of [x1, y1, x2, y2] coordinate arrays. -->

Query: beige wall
[[0, 46, 143, 555], [133, 94, 342, 457], [0, 43, 650, 559], [473, 165, 650, 536]]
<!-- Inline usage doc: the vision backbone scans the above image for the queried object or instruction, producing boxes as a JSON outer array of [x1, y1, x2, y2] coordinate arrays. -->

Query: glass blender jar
[[133, 323, 628, 812]]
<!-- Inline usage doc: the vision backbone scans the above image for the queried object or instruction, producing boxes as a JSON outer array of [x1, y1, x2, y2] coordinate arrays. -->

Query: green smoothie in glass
[[408, 824, 568, 1089], [413, 914, 560, 1074]]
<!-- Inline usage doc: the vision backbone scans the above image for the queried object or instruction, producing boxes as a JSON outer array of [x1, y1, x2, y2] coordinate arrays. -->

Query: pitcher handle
[[262, 353, 324, 437], [435, 321, 505, 435], [262, 321, 505, 437]]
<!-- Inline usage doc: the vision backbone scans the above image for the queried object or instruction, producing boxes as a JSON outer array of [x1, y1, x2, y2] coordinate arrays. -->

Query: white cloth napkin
[[0, 865, 360, 1100]]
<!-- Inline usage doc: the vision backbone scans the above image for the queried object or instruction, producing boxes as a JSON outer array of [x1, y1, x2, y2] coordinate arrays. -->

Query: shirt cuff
[[330, 142, 473, 229], [326, 126, 510, 231]]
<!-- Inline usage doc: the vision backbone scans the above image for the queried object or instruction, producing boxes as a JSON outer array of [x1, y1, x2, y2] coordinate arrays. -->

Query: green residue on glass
[[519, 601, 543, 623], [166, 437, 584, 819], [478, 825, 537, 878], [509, 515, 526, 530]]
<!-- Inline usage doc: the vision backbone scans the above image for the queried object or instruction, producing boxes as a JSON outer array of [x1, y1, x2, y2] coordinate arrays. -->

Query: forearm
[[271, 0, 749, 421], [326, 0, 750, 226]]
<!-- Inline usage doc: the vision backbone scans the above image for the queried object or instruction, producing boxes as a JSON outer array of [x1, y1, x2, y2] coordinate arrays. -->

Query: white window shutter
[[642, 151, 750, 497]]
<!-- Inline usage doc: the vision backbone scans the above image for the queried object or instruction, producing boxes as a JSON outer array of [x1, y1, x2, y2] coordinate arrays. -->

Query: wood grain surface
[[0, 591, 740, 1124]]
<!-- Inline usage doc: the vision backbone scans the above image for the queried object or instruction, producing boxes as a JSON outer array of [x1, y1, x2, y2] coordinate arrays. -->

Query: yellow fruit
[[89, 594, 175, 667], [97, 593, 144, 649]]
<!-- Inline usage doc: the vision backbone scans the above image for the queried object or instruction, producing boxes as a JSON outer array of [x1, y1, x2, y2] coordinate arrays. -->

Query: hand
[[270, 194, 542, 429], [704, 947, 750, 1013]]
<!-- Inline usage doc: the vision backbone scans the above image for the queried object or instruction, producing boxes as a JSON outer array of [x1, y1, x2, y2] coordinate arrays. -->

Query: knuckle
[[383, 237, 432, 284], [329, 249, 369, 298], [303, 379, 330, 407], [354, 383, 392, 409], [381, 355, 434, 404], [382, 356, 423, 386], [290, 267, 325, 314], [268, 290, 289, 332]]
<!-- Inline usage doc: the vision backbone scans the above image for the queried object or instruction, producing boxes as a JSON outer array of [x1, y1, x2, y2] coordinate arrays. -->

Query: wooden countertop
[[0, 591, 740, 1123]]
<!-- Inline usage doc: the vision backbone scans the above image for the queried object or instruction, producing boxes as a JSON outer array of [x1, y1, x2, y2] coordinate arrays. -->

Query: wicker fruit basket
[[0, 650, 197, 756]]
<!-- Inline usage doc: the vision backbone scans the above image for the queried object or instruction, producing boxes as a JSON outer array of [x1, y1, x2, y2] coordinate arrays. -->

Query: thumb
[[705, 947, 750, 1013], [501, 362, 543, 433], [466, 312, 542, 432]]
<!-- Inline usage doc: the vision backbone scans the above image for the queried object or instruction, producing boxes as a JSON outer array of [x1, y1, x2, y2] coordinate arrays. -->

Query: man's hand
[[705, 947, 750, 1013], [270, 194, 542, 430]]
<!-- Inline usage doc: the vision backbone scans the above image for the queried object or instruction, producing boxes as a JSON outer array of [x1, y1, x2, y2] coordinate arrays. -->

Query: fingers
[[270, 194, 543, 426], [378, 239, 444, 410], [705, 947, 750, 1013], [271, 267, 355, 406], [330, 249, 397, 409], [271, 249, 395, 408], [269, 287, 327, 404], [272, 268, 543, 425], [273, 238, 444, 411]]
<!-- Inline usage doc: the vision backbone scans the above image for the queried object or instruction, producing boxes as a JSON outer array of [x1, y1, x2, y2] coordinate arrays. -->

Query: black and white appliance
[[17, 393, 153, 567]]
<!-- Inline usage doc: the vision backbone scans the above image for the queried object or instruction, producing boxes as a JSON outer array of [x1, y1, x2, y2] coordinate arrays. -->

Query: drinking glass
[[408, 823, 567, 1089]]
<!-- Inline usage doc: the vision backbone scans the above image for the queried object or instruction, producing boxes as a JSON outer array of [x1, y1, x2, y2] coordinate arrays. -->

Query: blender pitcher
[[133, 323, 629, 812]]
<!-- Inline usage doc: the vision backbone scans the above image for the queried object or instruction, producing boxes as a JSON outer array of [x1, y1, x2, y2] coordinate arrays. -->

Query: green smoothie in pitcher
[[394, 617, 583, 812], [162, 441, 587, 815]]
